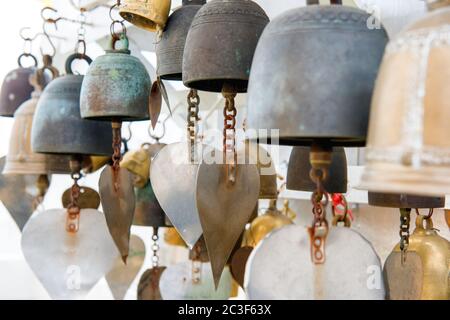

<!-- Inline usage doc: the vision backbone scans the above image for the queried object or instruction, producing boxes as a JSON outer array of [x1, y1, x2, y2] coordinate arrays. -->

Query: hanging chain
[[187, 89, 200, 163], [399, 208, 411, 264], [109, 1, 126, 42], [66, 158, 82, 233], [222, 91, 237, 184], [151, 227, 160, 268], [112, 121, 123, 192], [191, 240, 203, 284], [75, 7, 87, 56]]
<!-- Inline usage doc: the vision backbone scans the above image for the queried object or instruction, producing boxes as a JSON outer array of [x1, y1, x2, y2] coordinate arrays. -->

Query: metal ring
[[17, 53, 38, 68], [110, 20, 127, 38], [75, 39, 87, 56], [415, 208, 434, 220], [148, 121, 166, 140], [65, 53, 92, 75]]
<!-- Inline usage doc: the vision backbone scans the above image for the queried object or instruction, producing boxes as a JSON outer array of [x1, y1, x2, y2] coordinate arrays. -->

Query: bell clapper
[[399, 208, 412, 264], [222, 86, 237, 185], [187, 89, 200, 163], [66, 156, 83, 233], [308, 144, 333, 264]]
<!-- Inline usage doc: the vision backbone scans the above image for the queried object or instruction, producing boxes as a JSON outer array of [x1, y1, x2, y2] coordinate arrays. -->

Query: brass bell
[[80, 36, 151, 121], [82, 156, 111, 174], [120, 145, 151, 188], [156, 0, 206, 80], [360, 5, 450, 196], [3, 71, 70, 175], [368, 192, 445, 209], [243, 200, 293, 247], [246, 1, 388, 146], [287, 147, 348, 193], [119, 0, 171, 32], [32, 54, 113, 157], [182, 0, 269, 92], [384, 215, 450, 300], [164, 227, 188, 247]]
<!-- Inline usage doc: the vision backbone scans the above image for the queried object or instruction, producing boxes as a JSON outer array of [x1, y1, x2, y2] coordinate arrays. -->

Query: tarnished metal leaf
[[106, 235, 146, 300], [149, 80, 162, 129], [62, 187, 101, 210], [99, 166, 136, 263], [158, 78, 171, 116], [230, 246, 253, 288], [196, 159, 260, 288], [150, 142, 203, 248], [137, 266, 166, 300], [21, 209, 118, 300]]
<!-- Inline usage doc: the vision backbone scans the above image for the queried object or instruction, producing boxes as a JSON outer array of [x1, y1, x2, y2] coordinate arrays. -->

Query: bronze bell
[[182, 0, 269, 92], [368, 192, 445, 209], [156, 0, 206, 80], [246, 1, 388, 146], [286, 147, 347, 193], [121, 146, 151, 188], [80, 36, 151, 121], [32, 54, 113, 157], [3, 71, 70, 175], [119, 0, 172, 32], [0, 66, 36, 117]]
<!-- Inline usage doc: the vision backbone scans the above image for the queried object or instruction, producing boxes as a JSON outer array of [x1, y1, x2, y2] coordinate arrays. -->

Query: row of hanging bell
[[360, 1, 450, 196]]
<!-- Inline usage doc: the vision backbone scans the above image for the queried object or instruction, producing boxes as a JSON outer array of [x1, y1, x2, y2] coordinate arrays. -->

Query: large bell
[[182, 0, 269, 92], [3, 72, 70, 175], [359, 5, 450, 196], [156, 0, 206, 80], [287, 147, 347, 193], [32, 54, 113, 156], [0, 66, 35, 117], [246, 2, 388, 146], [119, 0, 171, 32], [368, 192, 445, 209], [80, 37, 151, 121]]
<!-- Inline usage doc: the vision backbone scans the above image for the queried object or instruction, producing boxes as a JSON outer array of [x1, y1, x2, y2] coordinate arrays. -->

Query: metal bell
[[287, 147, 348, 193], [0, 67, 35, 117], [121, 147, 150, 188], [182, 0, 269, 92], [32, 54, 113, 157], [134, 181, 171, 227], [368, 192, 445, 209], [156, 0, 206, 80], [164, 227, 187, 247], [119, 0, 171, 32], [360, 5, 450, 196], [80, 37, 151, 121], [3, 72, 70, 175], [246, 1, 388, 146]]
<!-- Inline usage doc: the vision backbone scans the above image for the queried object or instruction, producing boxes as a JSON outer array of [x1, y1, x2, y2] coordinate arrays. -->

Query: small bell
[[121, 146, 151, 188], [246, 1, 388, 146], [32, 54, 113, 157], [164, 227, 187, 247], [287, 147, 348, 193], [182, 0, 269, 92], [360, 5, 450, 196], [156, 0, 206, 80], [384, 215, 450, 300], [119, 0, 171, 32]]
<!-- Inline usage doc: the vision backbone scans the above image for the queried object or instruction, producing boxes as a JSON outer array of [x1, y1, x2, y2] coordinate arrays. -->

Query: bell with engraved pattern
[[182, 0, 269, 92], [156, 0, 205, 80], [359, 4, 450, 196], [287, 147, 348, 193], [246, 0, 388, 146], [120, 0, 172, 32], [32, 54, 112, 157]]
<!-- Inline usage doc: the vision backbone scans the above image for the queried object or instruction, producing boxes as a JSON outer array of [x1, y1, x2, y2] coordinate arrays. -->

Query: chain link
[[112, 121, 122, 192], [66, 158, 82, 233], [187, 89, 200, 163], [75, 8, 87, 56], [399, 208, 411, 264], [151, 227, 160, 268], [191, 242, 202, 284], [222, 92, 237, 184]]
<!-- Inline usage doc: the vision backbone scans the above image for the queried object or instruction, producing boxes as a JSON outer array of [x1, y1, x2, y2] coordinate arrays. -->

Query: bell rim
[[183, 78, 248, 93], [246, 136, 366, 148], [119, 10, 161, 32], [367, 192, 445, 209], [159, 73, 182, 81]]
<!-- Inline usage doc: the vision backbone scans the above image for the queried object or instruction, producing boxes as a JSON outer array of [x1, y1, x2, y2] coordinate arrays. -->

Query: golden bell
[[82, 155, 111, 174], [3, 72, 70, 175], [445, 210, 450, 229], [119, 0, 171, 32], [120, 145, 151, 188], [243, 200, 293, 247], [360, 6, 450, 196], [384, 215, 450, 300], [164, 227, 188, 247]]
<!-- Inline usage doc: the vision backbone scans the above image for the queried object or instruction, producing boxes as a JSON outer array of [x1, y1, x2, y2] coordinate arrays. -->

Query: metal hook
[[122, 122, 133, 142], [41, 21, 57, 58], [41, 7, 62, 25], [415, 208, 434, 220]]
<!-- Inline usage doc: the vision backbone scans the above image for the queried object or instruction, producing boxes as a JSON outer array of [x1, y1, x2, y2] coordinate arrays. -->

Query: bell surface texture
[[287, 147, 348, 193], [120, 0, 172, 32], [182, 0, 269, 92], [360, 7, 450, 196], [246, 4, 388, 146], [0, 67, 35, 117], [156, 0, 206, 80], [368, 192, 445, 208], [80, 38, 151, 121]]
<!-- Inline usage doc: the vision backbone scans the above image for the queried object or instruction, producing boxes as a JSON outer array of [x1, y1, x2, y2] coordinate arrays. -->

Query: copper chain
[[222, 92, 237, 184], [112, 121, 122, 192], [66, 158, 82, 233], [399, 208, 411, 264], [191, 241, 202, 284], [151, 227, 160, 268], [187, 89, 200, 163]]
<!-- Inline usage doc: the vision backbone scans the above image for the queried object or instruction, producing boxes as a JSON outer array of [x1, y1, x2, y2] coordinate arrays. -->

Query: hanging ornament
[[106, 235, 146, 300], [119, 0, 172, 33], [359, 3, 450, 196]]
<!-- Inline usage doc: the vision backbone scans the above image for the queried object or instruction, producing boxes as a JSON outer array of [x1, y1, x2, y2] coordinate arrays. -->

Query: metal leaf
[[158, 78, 171, 116], [149, 80, 162, 129], [137, 266, 166, 300]]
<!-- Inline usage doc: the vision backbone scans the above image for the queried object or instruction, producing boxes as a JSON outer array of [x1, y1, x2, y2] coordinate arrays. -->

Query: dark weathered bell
[[182, 0, 269, 92], [0, 67, 35, 117], [368, 193, 445, 209], [3, 72, 71, 175], [32, 54, 113, 156], [156, 0, 206, 80], [246, 2, 389, 146], [286, 147, 347, 193], [80, 37, 151, 121], [134, 181, 170, 227]]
